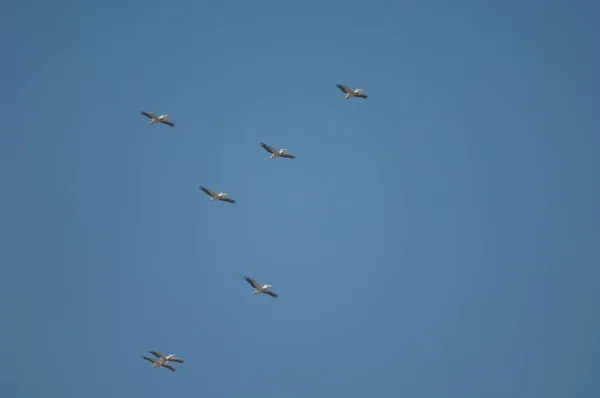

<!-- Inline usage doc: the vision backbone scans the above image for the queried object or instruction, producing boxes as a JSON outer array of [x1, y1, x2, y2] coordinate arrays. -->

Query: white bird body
[[153, 114, 168, 124], [211, 193, 228, 200], [255, 284, 272, 294], [274, 149, 288, 159]]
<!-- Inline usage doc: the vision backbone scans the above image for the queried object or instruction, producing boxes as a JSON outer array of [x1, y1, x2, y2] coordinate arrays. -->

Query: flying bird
[[142, 353, 179, 372], [336, 84, 368, 100], [199, 186, 236, 204], [260, 142, 296, 159], [244, 276, 278, 298], [140, 111, 175, 127], [150, 351, 184, 364]]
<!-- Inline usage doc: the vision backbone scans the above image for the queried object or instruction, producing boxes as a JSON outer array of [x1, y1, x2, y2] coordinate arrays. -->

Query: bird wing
[[280, 153, 295, 159], [162, 363, 176, 372], [260, 142, 277, 154], [160, 119, 175, 127], [244, 276, 260, 289], [150, 351, 166, 360], [263, 289, 278, 298], [336, 84, 351, 94], [141, 111, 157, 120], [169, 358, 184, 364], [355, 93, 368, 99], [199, 186, 217, 198], [143, 356, 158, 364], [219, 197, 236, 204]]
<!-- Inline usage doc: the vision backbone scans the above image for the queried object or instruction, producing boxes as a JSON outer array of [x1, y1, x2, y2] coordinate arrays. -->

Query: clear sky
[[2, 0, 599, 397]]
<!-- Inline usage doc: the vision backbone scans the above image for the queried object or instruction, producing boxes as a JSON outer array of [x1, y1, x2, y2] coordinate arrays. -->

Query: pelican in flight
[[336, 84, 368, 100], [140, 111, 175, 127], [260, 142, 296, 159], [244, 276, 278, 298], [150, 351, 184, 364], [199, 186, 236, 204], [142, 351, 183, 372]]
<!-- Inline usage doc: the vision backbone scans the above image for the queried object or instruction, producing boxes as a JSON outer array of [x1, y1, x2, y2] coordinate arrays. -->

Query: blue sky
[[2, 0, 599, 397]]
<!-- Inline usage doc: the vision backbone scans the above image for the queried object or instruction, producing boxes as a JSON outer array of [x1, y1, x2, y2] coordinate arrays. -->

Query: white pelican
[[244, 276, 278, 298], [260, 142, 296, 159], [140, 111, 175, 127], [142, 352, 180, 372], [336, 84, 368, 100], [199, 186, 236, 204], [150, 351, 184, 364]]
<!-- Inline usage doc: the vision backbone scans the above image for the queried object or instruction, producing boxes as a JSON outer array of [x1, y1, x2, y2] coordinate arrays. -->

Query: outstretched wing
[[336, 84, 352, 94], [162, 363, 177, 372], [199, 186, 216, 198], [142, 356, 158, 364], [280, 153, 295, 159], [141, 111, 157, 120], [263, 290, 278, 298], [260, 142, 277, 154], [169, 357, 184, 364], [244, 276, 260, 289], [160, 119, 175, 127], [219, 197, 236, 204], [150, 351, 166, 360], [355, 93, 368, 99]]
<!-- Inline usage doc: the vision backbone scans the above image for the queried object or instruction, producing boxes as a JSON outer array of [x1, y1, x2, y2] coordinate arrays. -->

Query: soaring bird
[[140, 111, 175, 127], [244, 276, 278, 298], [199, 186, 236, 204], [260, 142, 296, 159], [336, 84, 368, 100], [150, 351, 184, 364], [142, 355, 177, 372]]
